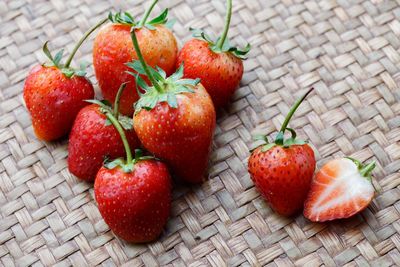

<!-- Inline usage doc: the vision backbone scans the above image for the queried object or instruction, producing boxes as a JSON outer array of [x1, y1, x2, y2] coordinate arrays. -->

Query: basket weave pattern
[[1, 0, 400, 266]]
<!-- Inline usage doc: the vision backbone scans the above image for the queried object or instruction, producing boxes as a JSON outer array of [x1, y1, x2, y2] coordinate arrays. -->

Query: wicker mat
[[1, 0, 400, 266]]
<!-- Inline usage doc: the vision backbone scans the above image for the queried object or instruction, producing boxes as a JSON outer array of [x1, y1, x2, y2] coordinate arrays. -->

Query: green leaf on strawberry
[[253, 88, 313, 152], [108, 11, 136, 26], [42, 18, 107, 78], [108, 1, 174, 30], [190, 28, 250, 60], [126, 30, 199, 113], [145, 9, 168, 28], [104, 147, 155, 173], [189, 0, 250, 59]]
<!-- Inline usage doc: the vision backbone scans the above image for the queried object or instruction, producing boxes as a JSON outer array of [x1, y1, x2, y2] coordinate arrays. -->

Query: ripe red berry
[[95, 157, 171, 242], [93, 100, 171, 242], [68, 84, 140, 181], [93, 7, 178, 115], [177, 0, 250, 108], [129, 29, 216, 183], [23, 19, 106, 141], [177, 39, 244, 107], [248, 88, 316, 216], [24, 65, 94, 141]]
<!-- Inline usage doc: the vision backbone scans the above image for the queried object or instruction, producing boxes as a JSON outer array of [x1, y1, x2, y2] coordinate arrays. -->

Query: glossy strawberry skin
[[93, 25, 178, 115], [248, 145, 316, 216], [23, 65, 94, 141], [133, 84, 216, 183], [94, 161, 171, 242], [177, 39, 243, 108], [68, 104, 140, 182]]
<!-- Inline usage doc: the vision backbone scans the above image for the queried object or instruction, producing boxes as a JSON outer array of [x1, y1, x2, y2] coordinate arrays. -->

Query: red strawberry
[[304, 158, 376, 222], [129, 29, 216, 183], [68, 83, 140, 181], [23, 19, 107, 141], [177, 0, 250, 108], [94, 107, 171, 242], [248, 88, 316, 216], [93, 4, 178, 115]]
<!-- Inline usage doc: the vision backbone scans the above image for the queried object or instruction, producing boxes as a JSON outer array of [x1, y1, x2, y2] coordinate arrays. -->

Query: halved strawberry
[[304, 157, 376, 222]]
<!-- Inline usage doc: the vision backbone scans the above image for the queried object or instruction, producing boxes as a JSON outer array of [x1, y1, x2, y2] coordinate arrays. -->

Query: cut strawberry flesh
[[304, 158, 374, 222]]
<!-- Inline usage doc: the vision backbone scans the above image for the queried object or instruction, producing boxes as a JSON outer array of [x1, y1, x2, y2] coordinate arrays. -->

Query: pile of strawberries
[[24, 0, 249, 242], [23, 0, 377, 243]]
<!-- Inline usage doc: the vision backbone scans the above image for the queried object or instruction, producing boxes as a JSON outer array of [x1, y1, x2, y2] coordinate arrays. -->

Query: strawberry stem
[[138, 0, 159, 27], [216, 0, 232, 50], [64, 17, 108, 68], [359, 161, 376, 179], [104, 111, 133, 164], [113, 83, 128, 117], [279, 88, 313, 133], [275, 88, 313, 145], [130, 29, 163, 93]]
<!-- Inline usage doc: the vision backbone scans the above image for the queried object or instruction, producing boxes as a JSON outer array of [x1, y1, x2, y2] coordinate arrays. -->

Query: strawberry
[[23, 18, 107, 141], [129, 29, 216, 183], [248, 88, 316, 216], [68, 83, 140, 182], [304, 158, 376, 222], [93, 2, 178, 115], [94, 107, 171, 242], [177, 0, 250, 108]]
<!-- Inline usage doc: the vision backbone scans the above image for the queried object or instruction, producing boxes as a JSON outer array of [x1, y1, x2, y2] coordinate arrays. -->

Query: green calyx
[[42, 18, 108, 78], [85, 83, 133, 130], [253, 87, 314, 152], [104, 149, 155, 173], [127, 63, 199, 113], [42, 42, 87, 78], [190, 28, 250, 60], [345, 157, 376, 182], [108, 2, 175, 30], [190, 0, 250, 59], [127, 29, 199, 114]]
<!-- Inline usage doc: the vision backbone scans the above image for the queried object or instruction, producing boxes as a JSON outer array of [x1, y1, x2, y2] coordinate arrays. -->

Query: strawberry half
[[93, 3, 178, 115], [129, 29, 216, 183], [177, 0, 250, 108], [94, 105, 171, 243], [68, 83, 140, 181], [24, 18, 107, 141], [248, 88, 316, 216], [304, 158, 376, 222]]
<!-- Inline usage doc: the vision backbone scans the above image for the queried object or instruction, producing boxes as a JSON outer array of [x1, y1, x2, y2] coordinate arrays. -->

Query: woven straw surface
[[1, 0, 400, 266]]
